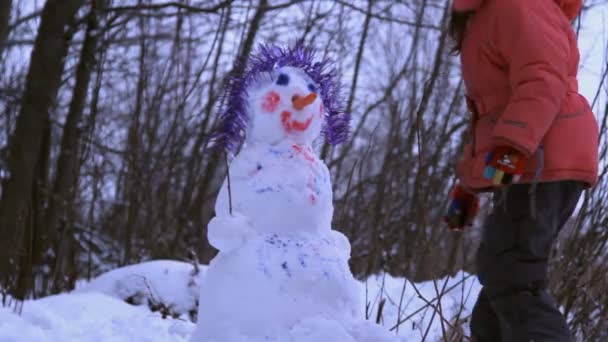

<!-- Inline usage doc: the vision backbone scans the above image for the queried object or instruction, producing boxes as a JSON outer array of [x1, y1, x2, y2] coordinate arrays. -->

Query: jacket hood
[[452, 0, 583, 20]]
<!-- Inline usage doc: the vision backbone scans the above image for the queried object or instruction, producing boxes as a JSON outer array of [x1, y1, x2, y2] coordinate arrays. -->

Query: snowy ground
[[0, 260, 480, 342]]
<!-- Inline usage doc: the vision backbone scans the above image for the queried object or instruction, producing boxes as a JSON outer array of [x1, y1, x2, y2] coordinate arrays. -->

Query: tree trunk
[[19, 117, 52, 299], [0, 0, 83, 297], [0, 0, 11, 57], [47, 1, 102, 293], [122, 3, 147, 265]]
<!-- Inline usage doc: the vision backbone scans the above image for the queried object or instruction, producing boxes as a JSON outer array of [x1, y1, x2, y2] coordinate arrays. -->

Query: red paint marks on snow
[[281, 111, 313, 133], [261, 91, 280, 112], [292, 117, 312, 131], [292, 144, 316, 163], [306, 176, 317, 206], [281, 111, 293, 133]]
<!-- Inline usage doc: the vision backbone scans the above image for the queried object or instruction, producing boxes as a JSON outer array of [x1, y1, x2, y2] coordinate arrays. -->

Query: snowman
[[190, 43, 400, 342]]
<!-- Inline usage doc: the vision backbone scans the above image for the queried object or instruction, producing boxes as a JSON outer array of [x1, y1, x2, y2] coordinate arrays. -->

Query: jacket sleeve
[[490, 0, 570, 157]]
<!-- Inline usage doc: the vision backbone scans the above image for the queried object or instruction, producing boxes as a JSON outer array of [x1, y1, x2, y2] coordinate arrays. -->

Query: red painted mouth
[[281, 111, 312, 133]]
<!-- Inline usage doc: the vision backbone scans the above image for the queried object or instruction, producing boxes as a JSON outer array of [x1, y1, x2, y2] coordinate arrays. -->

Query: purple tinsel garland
[[211, 41, 350, 152]]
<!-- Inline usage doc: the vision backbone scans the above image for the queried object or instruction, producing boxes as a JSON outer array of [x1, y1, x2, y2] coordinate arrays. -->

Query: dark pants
[[470, 181, 583, 342]]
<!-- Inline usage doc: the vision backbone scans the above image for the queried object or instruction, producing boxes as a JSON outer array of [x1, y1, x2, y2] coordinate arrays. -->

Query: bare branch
[[104, 0, 233, 14]]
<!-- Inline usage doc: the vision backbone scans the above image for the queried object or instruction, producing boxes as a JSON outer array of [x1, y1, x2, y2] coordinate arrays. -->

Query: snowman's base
[[191, 231, 401, 342], [192, 316, 402, 342]]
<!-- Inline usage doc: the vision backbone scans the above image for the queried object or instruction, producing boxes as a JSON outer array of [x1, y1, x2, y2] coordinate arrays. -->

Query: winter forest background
[[0, 0, 607, 340]]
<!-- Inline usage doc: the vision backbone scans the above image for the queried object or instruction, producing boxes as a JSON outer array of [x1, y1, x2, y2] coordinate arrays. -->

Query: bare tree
[[0, 0, 84, 298], [46, 0, 107, 293]]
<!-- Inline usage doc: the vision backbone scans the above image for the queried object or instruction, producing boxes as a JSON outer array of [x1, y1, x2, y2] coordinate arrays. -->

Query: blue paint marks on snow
[[265, 234, 286, 248], [268, 148, 284, 157], [256, 186, 274, 194], [281, 261, 291, 278]]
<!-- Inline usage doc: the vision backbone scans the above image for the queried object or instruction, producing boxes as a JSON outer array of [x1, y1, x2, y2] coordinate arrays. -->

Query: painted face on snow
[[247, 66, 324, 146]]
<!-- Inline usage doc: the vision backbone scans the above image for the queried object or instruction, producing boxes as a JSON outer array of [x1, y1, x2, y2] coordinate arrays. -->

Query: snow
[[193, 231, 364, 341], [211, 66, 332, 241], [211, 141, 333, 240], [77, 259, 204, 321], [0, 261, 480, 342], [0, 292, 194, 342], [364, 272, 480, 341]]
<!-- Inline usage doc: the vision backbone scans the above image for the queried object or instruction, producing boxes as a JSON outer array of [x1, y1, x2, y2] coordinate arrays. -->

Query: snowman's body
[[191, 57, 399, 342], [215, 142, 333, 236]]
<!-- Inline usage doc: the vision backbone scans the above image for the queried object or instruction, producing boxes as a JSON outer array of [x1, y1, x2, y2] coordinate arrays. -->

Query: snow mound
[[0, 292, 194, 342], [0, 261, 481, 341], [78, 259, 204, 321]]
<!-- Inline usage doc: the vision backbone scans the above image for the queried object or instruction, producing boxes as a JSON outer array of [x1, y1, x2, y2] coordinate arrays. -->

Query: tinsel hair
[[211, 41, 350, 152]]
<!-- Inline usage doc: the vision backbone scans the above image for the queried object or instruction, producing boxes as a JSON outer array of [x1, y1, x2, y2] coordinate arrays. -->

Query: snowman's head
[[246, 66, 324, 146], [212, 42, 350, 153]]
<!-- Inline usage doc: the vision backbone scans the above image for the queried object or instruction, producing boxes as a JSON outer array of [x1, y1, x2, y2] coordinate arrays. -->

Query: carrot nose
[[292, 93, 317, 110]]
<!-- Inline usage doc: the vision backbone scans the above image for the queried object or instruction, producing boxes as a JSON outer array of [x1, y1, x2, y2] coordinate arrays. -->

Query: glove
[[483, 146, 528, 185], [444, 184, 480, 231]]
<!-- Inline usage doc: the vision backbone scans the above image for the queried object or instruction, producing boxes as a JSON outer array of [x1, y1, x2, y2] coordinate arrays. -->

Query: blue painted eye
[[307, 83, 317, 92], [276, 73, 289, 85]]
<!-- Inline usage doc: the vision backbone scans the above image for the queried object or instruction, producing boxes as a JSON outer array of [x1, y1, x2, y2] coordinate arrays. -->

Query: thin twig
[[390, 273, 475, 331], [225, 152, 233, 215], [105, 0, 233, 14]]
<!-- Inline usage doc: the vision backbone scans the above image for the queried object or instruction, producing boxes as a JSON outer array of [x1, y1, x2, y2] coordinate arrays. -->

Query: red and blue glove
[[445, 184, 480, 231], [483, 146, 528, 185]]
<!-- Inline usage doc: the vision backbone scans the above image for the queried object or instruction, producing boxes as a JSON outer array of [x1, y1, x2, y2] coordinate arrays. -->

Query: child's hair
[[448, 10, 474, 55]]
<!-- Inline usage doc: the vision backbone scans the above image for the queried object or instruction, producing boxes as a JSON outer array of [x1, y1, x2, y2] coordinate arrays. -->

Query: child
[[445, 0, 599, 341]]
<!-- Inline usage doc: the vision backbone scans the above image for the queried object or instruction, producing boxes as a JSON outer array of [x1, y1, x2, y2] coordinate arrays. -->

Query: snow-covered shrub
[[78, 260, 203, 322]]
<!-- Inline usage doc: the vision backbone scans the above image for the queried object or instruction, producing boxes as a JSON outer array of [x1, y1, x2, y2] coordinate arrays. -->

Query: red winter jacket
[[453, 0, 599, 191]]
